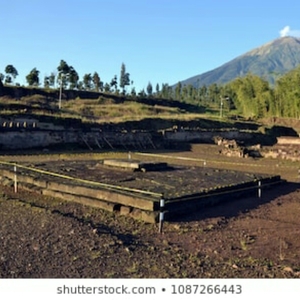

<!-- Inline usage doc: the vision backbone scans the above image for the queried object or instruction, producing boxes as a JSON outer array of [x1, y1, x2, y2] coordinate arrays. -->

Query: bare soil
[[0, 144, 300, 278]]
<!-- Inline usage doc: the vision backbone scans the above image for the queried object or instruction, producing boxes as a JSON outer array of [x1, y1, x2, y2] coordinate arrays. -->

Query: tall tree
[[199, 85, 208, 103], [275, 66, 300, 118], [147, 82, 153, 96], [104, 82, 111, 92], [92, 72, 103, 92], [228, 73, 273, 118], [208, 83, 220, 103], [161, 83, 172, 99], [175, 82, 182, 100], [44, 75, 50, 88], [44, 72, 56, 88], [26, 68, 40, 86], [119, 63, 130, 94], [5, 64, 18, 84], [69, 66, 79, 89], [155, 83, 160, 96], [182, 85, 188, 100], [110, 75, 118, 92], [83, 73, 92, 90], [49, 73, 56, 88], [57, 60, 70, 88]]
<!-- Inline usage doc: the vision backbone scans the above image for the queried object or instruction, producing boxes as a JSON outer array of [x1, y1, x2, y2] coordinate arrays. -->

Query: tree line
[[164, 67, 300, 119], [1, 60, 300, 119], [0, 61, 177, 99], [0, 60, 133, 95]]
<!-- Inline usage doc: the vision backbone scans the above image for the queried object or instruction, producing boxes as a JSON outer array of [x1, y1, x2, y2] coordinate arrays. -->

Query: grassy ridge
[[1, 87, 300, 137], [0, 90, 215, 126]]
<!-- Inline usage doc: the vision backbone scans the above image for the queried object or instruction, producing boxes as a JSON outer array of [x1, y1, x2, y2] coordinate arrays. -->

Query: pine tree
[[147, 82, 153, 96], [120, 63, 130, 94]]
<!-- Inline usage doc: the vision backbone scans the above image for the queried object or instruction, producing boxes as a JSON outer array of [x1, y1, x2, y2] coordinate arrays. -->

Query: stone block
[[119, 206, 132, 215]]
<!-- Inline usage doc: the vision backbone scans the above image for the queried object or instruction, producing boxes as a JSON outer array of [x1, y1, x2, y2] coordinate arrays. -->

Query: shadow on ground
[[168, 181, 300, 223]]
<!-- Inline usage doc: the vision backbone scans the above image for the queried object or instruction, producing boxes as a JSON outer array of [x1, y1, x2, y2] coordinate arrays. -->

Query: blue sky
[[1, 0, 300, 92]]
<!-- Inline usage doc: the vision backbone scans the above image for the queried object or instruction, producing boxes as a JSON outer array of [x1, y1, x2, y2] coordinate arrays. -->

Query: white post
[[220, 99, 223, 118], [159, 195, 165, 234], [14, 164, 17, 193], [258, 180, 261, 198]]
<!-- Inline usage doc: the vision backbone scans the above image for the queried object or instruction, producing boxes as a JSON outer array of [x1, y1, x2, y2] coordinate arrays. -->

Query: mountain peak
[[179, 36, 300, 88], [245, 36, 300, 57]]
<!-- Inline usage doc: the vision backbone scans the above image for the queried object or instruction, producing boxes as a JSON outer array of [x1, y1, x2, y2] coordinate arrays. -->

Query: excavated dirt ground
[[0, 144, 300, 278]]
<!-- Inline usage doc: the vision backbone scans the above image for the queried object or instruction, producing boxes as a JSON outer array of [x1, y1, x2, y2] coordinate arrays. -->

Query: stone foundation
[[0, 162, 283, 223]]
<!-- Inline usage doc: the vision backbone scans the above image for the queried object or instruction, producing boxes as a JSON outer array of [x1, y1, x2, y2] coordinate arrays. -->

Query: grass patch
[[62, 99, 182, 121], [0, 95, 212, 125], [240, 240, 248, 251]]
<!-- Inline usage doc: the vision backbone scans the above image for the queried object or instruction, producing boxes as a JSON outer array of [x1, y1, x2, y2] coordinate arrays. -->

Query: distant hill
[[178, 36, 300, 88]]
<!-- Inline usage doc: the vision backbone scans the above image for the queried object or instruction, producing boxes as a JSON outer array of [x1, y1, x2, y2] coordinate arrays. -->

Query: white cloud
[[279, 26, 290, 37], [279, 25, 300, 37]]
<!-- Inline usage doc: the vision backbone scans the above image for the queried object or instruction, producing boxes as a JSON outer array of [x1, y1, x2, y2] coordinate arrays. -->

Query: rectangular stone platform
[[0, 160, 283, 223]]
